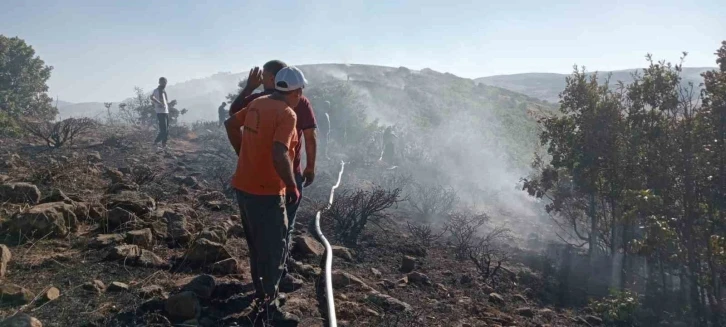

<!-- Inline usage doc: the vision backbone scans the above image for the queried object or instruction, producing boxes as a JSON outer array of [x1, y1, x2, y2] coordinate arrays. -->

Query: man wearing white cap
[[224, 66, 308, 324]]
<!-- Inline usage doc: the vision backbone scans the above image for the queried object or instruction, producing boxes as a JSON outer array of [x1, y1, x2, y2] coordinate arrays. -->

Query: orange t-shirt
[[231, 96, 298, 195]]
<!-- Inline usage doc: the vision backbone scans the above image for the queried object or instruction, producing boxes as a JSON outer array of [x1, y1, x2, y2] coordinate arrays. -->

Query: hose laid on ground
[[313, 160, 345, 327]]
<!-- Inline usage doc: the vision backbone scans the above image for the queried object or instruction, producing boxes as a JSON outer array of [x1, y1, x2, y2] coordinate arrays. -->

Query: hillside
[[475, 67, 713, 103]]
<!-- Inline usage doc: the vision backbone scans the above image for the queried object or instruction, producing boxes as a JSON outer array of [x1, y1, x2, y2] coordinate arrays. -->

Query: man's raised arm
[[229, 67, 263, 116]]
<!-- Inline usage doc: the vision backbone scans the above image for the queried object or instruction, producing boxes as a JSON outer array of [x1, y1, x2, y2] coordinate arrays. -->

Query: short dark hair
[[263, 60, 287, 76], [159, 77, 167, 83]]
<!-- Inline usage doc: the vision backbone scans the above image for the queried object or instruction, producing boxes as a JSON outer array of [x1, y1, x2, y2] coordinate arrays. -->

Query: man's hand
[[302, 167, 315, 187], [245, 67, 263, 91], [286, 185, 300, 205]]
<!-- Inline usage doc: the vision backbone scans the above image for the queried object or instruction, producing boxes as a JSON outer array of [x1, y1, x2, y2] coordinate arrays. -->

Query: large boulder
[[331, 270, 372, 290], [292, 235, 324, 258], [103, 191, 155, 216], [331, 245, 354, 261], [0, 245, 11, 278], [0, 183, 41, 204], [366, 291, 412, 312], [126, 228, 154, 248], [165, 291, 201, 321], [0, 314, 43, 327], [38, 189, 72, 204], [104, 207, 140, 231], [400, 255, 416, 273], [89, 234, 124, 249], [180, 274, 216, 299], [105, 244, 169, 269], [164, 210, 192, 245], [0, 283, 35, 306], [9, 202, 78, 237], [183, 239, 232, 267]]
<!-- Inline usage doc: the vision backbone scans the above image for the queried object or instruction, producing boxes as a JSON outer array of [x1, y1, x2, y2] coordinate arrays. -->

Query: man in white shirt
[[150, 77, 169, 148]]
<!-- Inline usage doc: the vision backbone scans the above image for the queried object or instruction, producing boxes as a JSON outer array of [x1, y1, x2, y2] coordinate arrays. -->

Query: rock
[[89, 234, 124, 249], [279, 274, 304, 293], [198, 226, 227, 245], [203, 200, 231, 211], [0, 244, 11, 278], [331, 270, 372, 290], [41, 287, 60, 302], [181, 176, 198, 187], [513, 294, 528, 303], [287, 260, 320, 278], [103, 191, 155, 216], [165, 210, 192, 245], [516, 307, 534, 318], [87, 151, 102, 163], [38, 189, 72, 204], [104, 168, 124, 183], [459, 274, 473, 285], [106, 182, 139, 194], [379, 279, 396, 290], [0, 175, 8, 183], [105, 207, 140, 231], [105, 244, 168, 268], [370, 268, 382, 279], [366, 291, 412, 312], [9, 202, 78, 237], [165, 291, 200, 321], [106, 244, 142, 261], [0, 183, 41, 204], [211, 258, 243, 275], [539, 308, 555, 320], [125, 228, 154, 248], [332, 245, 354, 261], [108, 282, 129, 292], [138, 250, 169, 268], [198, 191, 225, 203], [396, 276, 409, 287], [139, 285, 165, 299], [435, 283, 449, 294], [407, 271, 432, 285], [181, 274, 216, 299], [83, 280, 106, 294], [0, 314, 43, 327], [0, 283, 35, 305], [292, 235, 325, 258], [585, 315, 603, 326], [400, 255, 416, 273], [184, 239, 232, 266], [118, 167, 132, 175], [489, 292, 505, 305]]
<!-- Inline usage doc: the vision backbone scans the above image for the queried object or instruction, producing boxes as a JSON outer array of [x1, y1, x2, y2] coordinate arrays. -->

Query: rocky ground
[[0, 126, 601, 327]]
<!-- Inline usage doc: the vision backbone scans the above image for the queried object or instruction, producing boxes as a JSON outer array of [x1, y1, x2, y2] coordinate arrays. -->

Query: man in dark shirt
[[229, 60, 317, 265]]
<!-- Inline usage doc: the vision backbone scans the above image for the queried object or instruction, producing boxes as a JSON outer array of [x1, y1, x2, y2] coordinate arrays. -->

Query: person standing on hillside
[[224, 66, 307, 324], [229, 60, 317, 252], [150, 77, 169, 148], [217, 101, 227, 126]]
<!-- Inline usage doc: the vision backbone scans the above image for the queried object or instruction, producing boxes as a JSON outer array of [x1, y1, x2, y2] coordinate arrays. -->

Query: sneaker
[[279, 274, 304, 293]]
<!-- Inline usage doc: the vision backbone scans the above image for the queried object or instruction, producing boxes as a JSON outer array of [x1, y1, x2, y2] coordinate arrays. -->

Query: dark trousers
[[154, 113, 169, 146], [286, 173, 305, 238], [236, 189, 289, 303]]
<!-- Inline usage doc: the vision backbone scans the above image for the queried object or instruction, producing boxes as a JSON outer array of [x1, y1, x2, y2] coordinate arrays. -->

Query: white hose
[[314, 160, 345, 327]]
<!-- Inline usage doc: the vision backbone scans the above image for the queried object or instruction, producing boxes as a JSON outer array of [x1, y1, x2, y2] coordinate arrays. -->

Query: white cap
[[275, 66, 308, 92]]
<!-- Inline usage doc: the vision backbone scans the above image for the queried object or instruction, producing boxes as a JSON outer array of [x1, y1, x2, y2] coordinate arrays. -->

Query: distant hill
[[475, 67, 714, 103]]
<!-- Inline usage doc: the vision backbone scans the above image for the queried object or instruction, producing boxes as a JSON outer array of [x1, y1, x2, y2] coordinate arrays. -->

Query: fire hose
[[313, 160, 345, 327]]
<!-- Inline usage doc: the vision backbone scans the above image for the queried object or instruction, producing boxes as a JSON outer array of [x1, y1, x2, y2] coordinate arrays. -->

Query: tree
[[0, 35, 57, 132]]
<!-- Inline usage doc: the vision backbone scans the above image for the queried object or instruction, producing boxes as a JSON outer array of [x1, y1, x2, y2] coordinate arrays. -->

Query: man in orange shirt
[[224, 66, 307, 324]]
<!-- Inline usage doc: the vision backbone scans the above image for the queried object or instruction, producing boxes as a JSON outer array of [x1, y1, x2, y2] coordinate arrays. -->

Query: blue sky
[[2, 0, 724, 103]]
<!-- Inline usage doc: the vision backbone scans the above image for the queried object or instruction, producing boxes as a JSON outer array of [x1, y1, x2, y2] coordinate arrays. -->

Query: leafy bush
[[589, 289, 641, 327]]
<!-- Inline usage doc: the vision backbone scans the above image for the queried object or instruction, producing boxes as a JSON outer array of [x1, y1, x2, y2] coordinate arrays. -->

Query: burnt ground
[[0, 126, 592, 327]]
